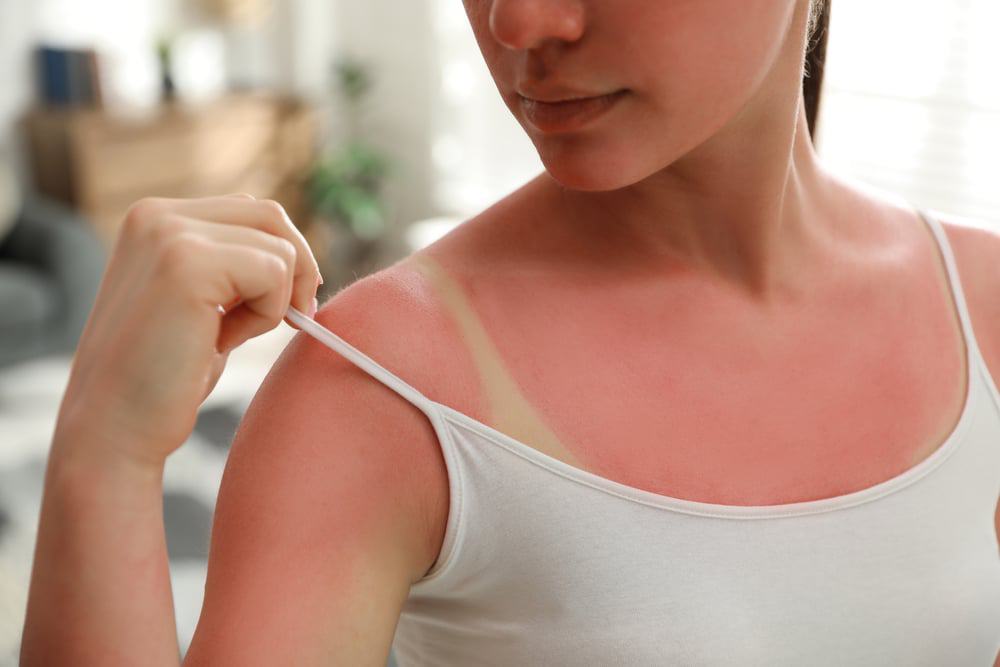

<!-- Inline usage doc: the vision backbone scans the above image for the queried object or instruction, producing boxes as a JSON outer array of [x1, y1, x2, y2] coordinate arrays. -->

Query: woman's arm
[[181, 304, 442, 665], [21, 281, 448, 666], [18, 195, 448, 665], [21, 428, 181, 665]]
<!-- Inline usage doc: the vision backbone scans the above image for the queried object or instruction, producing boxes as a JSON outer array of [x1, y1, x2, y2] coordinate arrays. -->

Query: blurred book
[[35, 46, 104, 109]]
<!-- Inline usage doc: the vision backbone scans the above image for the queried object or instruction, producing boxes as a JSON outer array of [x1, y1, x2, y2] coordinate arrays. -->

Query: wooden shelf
[[24, 91, 320, 250]]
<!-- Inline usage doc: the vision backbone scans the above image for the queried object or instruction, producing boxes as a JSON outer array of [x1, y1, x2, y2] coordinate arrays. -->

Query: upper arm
[[181, 270, 452, 666]]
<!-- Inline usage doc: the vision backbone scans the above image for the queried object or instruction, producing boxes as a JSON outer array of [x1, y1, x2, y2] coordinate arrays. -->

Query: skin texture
[[22, 0, 998, 664]]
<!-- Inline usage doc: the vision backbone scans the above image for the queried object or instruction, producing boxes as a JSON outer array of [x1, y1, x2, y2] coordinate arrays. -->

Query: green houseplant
[[305, 56, 393, 244]]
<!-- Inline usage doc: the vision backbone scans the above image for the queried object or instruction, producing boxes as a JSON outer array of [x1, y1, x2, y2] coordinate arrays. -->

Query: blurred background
[[0, 0, 997, 664]]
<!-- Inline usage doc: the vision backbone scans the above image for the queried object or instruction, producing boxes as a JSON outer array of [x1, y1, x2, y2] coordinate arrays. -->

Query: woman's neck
[[546, 93, 846, 304]]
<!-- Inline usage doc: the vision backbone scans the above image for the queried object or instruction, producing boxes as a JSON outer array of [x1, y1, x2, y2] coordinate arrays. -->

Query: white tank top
[[290, 209, 1000, 666]]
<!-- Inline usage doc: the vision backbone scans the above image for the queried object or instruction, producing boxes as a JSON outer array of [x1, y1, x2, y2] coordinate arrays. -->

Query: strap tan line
[[408, 254, 585, 468]]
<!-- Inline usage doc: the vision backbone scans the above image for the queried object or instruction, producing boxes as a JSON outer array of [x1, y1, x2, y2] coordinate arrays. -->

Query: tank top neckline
[[290, 207, 985, 520]]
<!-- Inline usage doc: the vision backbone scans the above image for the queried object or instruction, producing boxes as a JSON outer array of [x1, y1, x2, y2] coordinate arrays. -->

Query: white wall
[[0, 2, 49, 186], [330, 0, 440, 228]]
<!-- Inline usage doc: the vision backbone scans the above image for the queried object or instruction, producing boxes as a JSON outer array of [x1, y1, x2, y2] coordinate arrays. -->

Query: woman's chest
[[443, 266, 969, 507]]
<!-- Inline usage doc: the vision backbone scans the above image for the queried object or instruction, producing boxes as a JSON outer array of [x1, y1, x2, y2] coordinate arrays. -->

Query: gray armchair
[[0, 193, 106, 369]]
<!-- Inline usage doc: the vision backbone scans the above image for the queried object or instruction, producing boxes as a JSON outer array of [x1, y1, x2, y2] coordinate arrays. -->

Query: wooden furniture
[[24, 91, 319, 249]]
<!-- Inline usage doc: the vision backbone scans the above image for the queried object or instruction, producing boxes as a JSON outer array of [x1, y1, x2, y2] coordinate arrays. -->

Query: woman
[[21, 0, 1000, 664]]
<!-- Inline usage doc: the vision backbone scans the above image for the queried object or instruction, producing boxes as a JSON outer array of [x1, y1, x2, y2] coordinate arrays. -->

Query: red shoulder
[[215, 255, 477, 592], [934, 214, 1000, 380], [298, 257, 479, 576], [183, 258, 482, 662]]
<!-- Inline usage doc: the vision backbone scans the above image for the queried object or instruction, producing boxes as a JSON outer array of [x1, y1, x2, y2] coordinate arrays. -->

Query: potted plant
[[304, 56, 393, 287], [155, 35, 176, 102]]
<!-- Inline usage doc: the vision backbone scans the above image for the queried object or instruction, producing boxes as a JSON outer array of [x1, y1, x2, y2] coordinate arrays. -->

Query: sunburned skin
[[398, 0, 983, 513], [410, 252, 589, 471], [404, 177, 973, 509]]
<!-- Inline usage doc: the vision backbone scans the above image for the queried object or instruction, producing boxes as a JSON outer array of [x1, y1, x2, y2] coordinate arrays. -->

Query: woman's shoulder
[[928, 210, 1000, 385], [829, 183, 1000, 381], [317, 256, 484, 404], [219, 263, 477, 584], [310, 181, 548, 437], [931, 208, 1000, 263]]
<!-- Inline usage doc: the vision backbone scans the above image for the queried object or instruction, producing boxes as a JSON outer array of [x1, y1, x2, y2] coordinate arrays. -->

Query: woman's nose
[[489, 0, 586, 50]]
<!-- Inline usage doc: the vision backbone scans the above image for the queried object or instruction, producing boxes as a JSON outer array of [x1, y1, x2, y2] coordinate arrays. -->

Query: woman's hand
[[56, 193, 324, 468], [21, 194, 325, 666]]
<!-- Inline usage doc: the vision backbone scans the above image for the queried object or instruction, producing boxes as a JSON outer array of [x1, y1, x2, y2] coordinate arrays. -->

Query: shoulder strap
[[917, 208, 981, 359], [285, 305, 439, 416]]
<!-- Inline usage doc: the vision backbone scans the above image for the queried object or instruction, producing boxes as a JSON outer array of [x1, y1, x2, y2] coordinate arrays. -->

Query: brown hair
[[803, 0, 831, 143]]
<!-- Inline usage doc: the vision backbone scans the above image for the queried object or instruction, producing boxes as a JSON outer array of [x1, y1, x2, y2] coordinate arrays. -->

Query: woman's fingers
[[163, 213, 307, 312], [144, 195, 323, 295], [58, 193, 326, 466], [174, 237, 294, 353]]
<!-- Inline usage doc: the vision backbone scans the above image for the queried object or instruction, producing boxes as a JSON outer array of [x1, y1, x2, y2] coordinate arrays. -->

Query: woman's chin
[[539, 152, 646, 192]]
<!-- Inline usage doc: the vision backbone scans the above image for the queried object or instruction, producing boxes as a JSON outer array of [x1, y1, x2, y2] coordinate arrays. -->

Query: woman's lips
[[519, 89, 629, 134]]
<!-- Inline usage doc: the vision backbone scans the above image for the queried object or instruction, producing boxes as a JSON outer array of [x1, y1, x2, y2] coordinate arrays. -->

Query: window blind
[[818, 0, 999, 227]]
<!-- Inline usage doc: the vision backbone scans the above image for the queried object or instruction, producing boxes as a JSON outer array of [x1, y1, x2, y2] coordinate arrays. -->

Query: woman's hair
[[803, 0, 831, 143]]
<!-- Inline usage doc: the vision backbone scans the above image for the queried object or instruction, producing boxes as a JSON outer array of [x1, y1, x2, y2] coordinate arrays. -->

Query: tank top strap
[[285, 306, 439, 417], [917, 208, 982, 359]]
